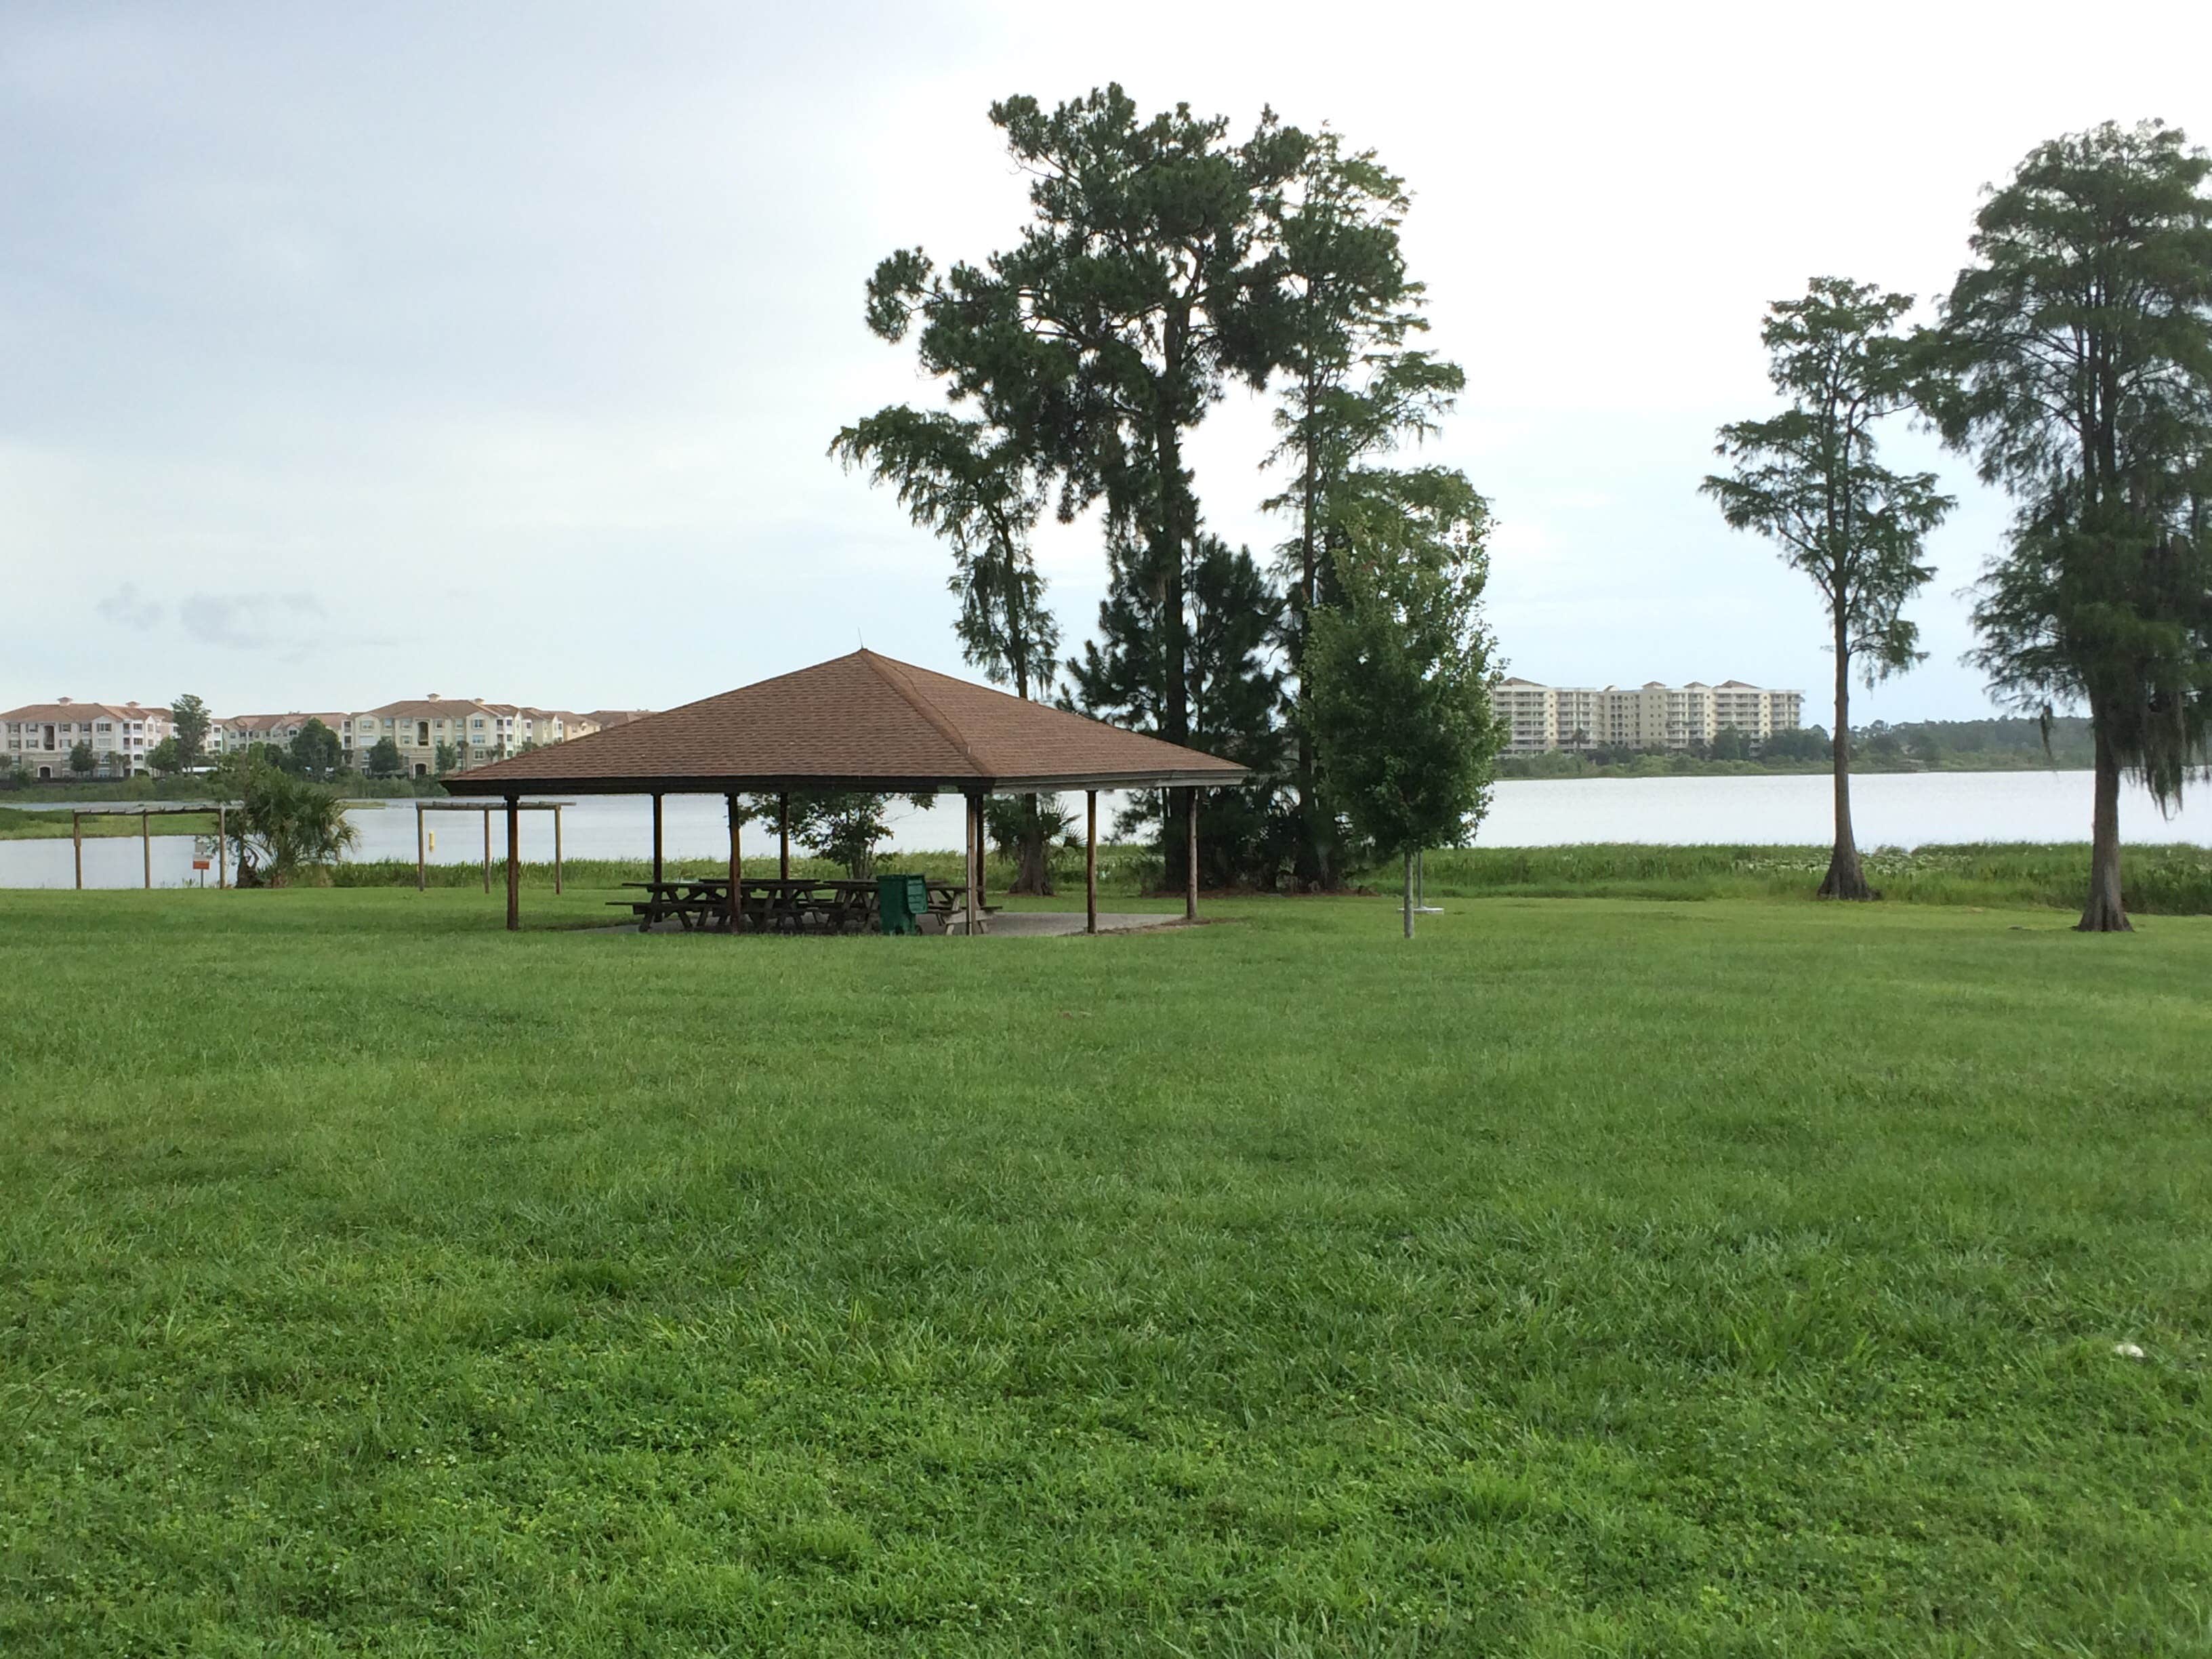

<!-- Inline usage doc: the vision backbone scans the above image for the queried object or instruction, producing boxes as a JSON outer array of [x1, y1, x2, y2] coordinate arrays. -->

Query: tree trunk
[[1816, 628, 1874, 901], [2079, 722, 2131, 932], [1008, 794, 1054, 895], [1290, 388, 1328, 893], [1006, 662, 1053, 895], [1158, 316, 1191, 896]]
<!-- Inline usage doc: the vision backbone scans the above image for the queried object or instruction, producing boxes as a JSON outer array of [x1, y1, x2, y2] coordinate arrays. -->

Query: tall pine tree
[[862, 86, 1306, 888], [1265, 133, 1464, 888], [1066, 525, 1289, 886]]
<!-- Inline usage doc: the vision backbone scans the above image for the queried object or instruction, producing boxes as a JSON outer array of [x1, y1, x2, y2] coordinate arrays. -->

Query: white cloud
[[177, 591, 324, 652], [94, 582, 164, 629]]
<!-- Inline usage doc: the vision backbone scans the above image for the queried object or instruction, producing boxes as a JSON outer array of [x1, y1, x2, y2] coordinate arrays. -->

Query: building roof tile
[[1, 701, 166, 724], [364, 698, 492, 720]]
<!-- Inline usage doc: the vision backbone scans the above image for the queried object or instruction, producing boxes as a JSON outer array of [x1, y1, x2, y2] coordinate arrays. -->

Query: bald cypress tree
[[829, 407, 1064, 891], [1704, 279, 1953, 901], [1921, 121, 2212, 931]]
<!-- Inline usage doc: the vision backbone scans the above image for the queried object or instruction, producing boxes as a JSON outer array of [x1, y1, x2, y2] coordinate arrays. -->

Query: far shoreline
[[1496, 762, 2097, 783]]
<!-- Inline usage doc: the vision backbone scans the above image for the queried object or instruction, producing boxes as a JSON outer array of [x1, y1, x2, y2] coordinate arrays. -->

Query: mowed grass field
[[1, 888, 2208, 1655]]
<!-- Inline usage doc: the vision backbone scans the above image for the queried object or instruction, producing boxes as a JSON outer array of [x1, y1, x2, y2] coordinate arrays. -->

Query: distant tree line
[[1498, 716, 2102, 778]]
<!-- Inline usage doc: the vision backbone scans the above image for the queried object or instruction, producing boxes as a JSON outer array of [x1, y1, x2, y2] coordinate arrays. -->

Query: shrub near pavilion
[[1305, 468, 1502, 935]]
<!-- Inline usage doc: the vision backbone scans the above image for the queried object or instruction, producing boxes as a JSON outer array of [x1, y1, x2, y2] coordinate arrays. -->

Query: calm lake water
[[7, 770, 2205, 889]]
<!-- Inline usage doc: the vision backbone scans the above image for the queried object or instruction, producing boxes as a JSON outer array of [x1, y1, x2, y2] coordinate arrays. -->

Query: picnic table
[[611, 876, 994, 935]]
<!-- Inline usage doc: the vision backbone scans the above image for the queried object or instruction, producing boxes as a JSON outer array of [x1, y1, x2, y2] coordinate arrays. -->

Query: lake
[[6, 770, 2205, 889]]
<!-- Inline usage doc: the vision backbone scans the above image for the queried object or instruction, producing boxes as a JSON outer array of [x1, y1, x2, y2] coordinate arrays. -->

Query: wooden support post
[[553, 805, 563, 896], [964, 791, 981, 936], [482, 808, 491, 894], [778, 792, 790, 880], [1185, 787, 1197, 922], [72, 811, 83, 890], [652, 792, 665, 884], [739, 796, 756, 937], [142, 808, 151, 890], [216, 802, 227, 890], [505, 796, 520, 932], [415, 803, 426, 891], [1085, 790, 1098, 935]]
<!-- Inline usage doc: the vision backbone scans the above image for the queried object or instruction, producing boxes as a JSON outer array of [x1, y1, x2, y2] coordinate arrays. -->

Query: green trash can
[[877, 872, 928, 935]]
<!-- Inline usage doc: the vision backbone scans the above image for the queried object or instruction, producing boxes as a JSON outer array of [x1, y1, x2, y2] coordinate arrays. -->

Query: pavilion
[[439, 649, 1249, 933]]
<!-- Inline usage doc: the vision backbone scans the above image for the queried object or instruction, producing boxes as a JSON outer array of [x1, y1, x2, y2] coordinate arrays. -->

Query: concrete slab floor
[[590, 910, 1183, 937]]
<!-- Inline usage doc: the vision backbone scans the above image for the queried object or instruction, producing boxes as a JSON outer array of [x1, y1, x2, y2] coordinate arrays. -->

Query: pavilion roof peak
[[440, 649, 1248, 797]]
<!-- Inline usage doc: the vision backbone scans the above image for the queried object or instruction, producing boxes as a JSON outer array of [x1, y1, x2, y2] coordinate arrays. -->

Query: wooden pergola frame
[[67, 802, 240, 891], [410, 800, 573, 901]]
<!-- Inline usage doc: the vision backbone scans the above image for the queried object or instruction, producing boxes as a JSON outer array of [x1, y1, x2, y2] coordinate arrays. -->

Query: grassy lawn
[[1, 888, 2207, 1654], [329, 841, 2212, 917]]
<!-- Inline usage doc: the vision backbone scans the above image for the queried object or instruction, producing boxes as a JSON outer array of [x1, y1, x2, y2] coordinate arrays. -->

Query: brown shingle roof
[[441, 651, 1250, 796]]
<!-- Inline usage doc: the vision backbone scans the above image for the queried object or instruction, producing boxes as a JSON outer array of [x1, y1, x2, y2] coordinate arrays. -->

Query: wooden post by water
[[481, 808, 491, 894], [1185, 788, 1197, 922], [1085, 790, 1097, 935], [216, 801, 227, 889], [415, 803, 426, 890], [652, 792, 665, 884], [778, 792, 790, 880], [72, 811, 83, 890], [504, 796, 520, 931], [553, 804, 563, 895], [142, 808, 151, 890]]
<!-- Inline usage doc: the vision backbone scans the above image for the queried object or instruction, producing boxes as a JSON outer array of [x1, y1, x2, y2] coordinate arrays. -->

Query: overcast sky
[[5, 1, 2207, 723]]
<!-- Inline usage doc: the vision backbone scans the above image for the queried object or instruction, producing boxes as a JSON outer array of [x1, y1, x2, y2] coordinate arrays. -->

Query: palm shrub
[[224, 757, 359, 886]]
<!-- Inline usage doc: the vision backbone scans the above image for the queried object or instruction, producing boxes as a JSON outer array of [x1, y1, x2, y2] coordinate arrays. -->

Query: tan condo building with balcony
[[1499, 679, 1803, 755], [217, 712, 350, 755], [340, 699, 602, 775], [2, 699, 174, 778]]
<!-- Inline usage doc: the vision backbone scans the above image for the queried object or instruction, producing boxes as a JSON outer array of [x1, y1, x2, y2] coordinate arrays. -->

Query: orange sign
[[192, 859, 210, 871]]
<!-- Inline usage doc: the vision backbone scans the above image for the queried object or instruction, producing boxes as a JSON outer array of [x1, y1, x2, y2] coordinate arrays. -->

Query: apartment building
[[1, 699, 174, 778], [480, 704, 598, 752], [1498, 679, 1803, 755], [338, 699, 602, 775], [218, 712, 350, 754], [1, 692, 619, 780]]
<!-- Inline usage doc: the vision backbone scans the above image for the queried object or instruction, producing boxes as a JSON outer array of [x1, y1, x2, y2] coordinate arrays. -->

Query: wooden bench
[[922, 879, 1002, 935], [612, 882, 730, 932]]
